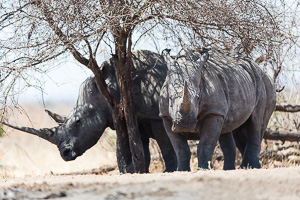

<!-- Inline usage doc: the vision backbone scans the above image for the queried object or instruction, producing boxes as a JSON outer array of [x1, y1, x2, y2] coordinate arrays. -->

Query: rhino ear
[[161, 49, 175, 70], [196, 51, 209, 70], [45, 109, 67, 125]]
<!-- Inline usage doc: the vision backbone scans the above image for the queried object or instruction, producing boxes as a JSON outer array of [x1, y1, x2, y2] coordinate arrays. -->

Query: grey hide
[[3, 50, 177, 173], [159, 48, 276, 171]]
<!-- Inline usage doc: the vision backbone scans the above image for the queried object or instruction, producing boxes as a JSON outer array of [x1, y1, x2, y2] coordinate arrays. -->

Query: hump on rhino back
[[98, 50, 168, 120], [131, 50, 168, 119]]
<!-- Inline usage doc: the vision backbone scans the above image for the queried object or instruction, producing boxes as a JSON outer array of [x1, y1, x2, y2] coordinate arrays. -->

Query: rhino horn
[[45, 109, 67, 125], [181, 81, 192, 112], [2, 122, 60, 145]]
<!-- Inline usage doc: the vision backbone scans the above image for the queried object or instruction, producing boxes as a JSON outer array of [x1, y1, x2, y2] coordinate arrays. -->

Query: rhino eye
[[74, 116, 81, 125]]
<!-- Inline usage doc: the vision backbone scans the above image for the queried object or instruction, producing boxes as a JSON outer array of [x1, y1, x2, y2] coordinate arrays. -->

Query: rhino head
[[3, 75, 115, 161], [161, 48, 209, 133]]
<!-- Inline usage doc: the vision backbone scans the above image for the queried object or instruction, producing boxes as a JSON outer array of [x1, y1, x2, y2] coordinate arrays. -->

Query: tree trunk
[[111, 109, 134, 173], [87, 63, 132, 173], [112, 30, 145, 173]]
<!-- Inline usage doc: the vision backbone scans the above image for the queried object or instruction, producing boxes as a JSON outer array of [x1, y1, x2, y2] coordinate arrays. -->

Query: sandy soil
[[1, 168, 300, 199], [1, 105, 300, 199]]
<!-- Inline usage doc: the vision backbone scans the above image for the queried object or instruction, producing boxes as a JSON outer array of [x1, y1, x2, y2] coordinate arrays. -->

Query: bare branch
[[275, 103, 300, 113], [264, 129, 300, 142]]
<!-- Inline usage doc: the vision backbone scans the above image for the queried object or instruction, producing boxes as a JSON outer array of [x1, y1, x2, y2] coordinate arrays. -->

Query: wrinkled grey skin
[[159, 48, 276, 171], [3, 50, 177, 173]]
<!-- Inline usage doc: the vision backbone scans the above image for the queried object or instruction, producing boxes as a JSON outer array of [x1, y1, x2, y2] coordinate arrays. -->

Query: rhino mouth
[[60, 148, 77, 161], [171, 122, 199, 133], [59, 142, 79, 161]]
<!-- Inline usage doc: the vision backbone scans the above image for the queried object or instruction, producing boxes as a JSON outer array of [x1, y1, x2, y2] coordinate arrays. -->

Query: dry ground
[[1, 105, 300, 199], [1, 168, 300, 199]]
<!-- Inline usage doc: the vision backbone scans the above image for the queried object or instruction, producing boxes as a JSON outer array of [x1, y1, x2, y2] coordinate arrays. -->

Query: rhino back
[[131, 50, 168, 119], [101, 50, 168, 120], [199, 49, 268, 131]]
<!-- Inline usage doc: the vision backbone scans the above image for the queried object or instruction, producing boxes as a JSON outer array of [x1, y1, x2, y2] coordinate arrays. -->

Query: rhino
[[159, 48, 276, 171], [2, 50, 177, 173]]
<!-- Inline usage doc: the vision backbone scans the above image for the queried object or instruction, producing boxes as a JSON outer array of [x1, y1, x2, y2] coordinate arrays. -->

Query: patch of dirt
[[1, 168, 300, 200]]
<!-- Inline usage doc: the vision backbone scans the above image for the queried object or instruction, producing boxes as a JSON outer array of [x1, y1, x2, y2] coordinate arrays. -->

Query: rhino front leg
[[198, 115, 224, 169], [219, 132, 236, 170], [162, 119, 191, 171], [151, 120, 177, 172]]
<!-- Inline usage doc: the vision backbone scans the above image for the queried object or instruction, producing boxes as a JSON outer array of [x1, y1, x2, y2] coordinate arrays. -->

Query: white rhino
[[159, 48, 276, 171]]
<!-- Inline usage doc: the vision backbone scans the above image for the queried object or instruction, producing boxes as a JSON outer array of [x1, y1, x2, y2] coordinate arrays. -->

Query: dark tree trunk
[[112, 30, 145, 173], [111, 109, 134, 173], [88, 63, 135, 173]]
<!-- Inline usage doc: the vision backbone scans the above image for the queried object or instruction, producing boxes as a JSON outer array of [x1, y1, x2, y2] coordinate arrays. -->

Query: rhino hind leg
[[141, 137, 151, 173], [219, 132, 236, 170], [233, 127, 247, 157], [237, 120, 262, 169]]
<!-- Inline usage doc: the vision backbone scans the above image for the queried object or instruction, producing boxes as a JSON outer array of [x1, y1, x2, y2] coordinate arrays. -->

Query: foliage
[[0, 124, 3, 137]]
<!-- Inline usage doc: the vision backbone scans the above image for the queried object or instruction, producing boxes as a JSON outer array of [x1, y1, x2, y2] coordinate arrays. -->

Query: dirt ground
[[1, 105, 300, 199], [1, 168, 300, 199]]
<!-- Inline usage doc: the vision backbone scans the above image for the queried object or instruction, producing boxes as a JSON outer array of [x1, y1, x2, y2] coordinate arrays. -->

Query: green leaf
[[0, 125, 4, 137]]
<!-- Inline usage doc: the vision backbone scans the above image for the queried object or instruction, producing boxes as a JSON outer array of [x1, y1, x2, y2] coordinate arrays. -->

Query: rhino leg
[[138, 122, 157, 173], [240, 132, 261, 168], [233, 127, 247, 157], [141, 137, 151, 173], [197, 115, 224, 169], [150, 120, 177, 172], [219, 132, 236, 170], [238, 121, 262, 169], [162, 119, 191, 171]]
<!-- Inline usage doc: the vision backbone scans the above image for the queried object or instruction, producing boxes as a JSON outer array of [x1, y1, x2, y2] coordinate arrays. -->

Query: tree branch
[[264, 129, 300, 142], [275, 103, 300, 113], [32, 1, 89, 66]]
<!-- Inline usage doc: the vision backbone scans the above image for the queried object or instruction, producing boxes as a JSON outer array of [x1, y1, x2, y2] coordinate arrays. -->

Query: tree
[[0, 0, 290, 173]]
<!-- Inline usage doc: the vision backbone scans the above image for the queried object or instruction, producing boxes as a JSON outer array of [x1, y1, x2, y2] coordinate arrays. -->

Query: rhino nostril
[[61, 148, 77, 161], [62, 149, 71, 158]]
